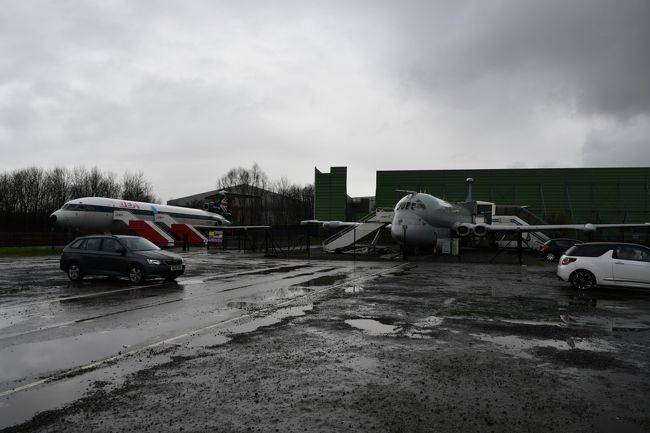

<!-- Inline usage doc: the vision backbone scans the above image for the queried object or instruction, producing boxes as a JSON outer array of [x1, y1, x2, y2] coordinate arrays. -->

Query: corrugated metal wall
[[376, 167, 650, 224], [314, 167, 347, 221]]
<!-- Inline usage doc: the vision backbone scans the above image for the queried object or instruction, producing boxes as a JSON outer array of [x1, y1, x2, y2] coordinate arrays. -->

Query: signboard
[[208, 231, 223, 245]]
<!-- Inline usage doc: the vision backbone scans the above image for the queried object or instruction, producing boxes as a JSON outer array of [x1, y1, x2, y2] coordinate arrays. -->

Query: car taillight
[[561, 257, 576, 265], [541, 245, 549, 252]]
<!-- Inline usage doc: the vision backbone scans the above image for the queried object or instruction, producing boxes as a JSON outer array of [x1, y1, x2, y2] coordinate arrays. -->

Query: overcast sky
[[1, 0, 649, 201]]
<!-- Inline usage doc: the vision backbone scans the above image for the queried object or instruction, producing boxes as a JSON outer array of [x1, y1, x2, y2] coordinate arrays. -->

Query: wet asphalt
[[1, 250, 649, 432]]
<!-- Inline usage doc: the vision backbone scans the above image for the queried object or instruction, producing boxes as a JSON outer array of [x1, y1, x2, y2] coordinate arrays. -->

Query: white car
[[557, 242, 650, 290]]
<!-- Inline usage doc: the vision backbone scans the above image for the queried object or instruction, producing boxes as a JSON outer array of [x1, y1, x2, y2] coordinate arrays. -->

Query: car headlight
[[147, 259, 162, 265]]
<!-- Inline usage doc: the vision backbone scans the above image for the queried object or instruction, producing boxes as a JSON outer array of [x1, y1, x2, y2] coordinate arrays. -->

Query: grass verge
[[0, 246, 62, 257]]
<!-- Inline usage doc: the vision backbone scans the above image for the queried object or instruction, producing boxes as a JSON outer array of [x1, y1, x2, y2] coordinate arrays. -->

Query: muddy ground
[[3, 260, 650, 433]]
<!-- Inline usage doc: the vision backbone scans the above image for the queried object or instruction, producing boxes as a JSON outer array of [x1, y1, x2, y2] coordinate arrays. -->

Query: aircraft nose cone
[[49, 213, 57, 223]]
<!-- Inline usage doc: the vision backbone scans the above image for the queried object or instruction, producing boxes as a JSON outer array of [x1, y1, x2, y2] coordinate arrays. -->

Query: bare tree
[[122, 171, 159, 203], [0, 166, 159, 232]]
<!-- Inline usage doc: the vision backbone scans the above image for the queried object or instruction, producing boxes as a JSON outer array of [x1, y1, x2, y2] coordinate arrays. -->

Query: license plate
[[170, 265, 183, 271]]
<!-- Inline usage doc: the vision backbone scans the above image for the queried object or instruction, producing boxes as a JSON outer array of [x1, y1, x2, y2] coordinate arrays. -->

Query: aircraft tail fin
[[204, 191, 232, 221]]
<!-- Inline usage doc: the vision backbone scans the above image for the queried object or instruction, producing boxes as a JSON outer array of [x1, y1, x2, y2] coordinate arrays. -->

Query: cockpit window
[[396, 201, 424, 211]]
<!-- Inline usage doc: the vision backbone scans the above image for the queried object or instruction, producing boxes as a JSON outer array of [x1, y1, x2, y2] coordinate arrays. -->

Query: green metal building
[[375, 167, 650, 224], [314, 167, 348, 221], [314, 166, 650, 226]]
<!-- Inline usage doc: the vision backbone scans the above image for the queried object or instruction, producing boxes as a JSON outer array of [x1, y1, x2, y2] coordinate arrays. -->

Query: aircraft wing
[[301, 220, 362, 229], [193, 224, 270, 230], [456, 221, 650, 237], [488, 222, 650, 232]]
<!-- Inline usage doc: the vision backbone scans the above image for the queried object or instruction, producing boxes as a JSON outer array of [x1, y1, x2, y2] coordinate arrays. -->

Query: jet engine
[[472, 223, 489, 237], [455, 223, 473, 237], [455, 223, 489, 237]]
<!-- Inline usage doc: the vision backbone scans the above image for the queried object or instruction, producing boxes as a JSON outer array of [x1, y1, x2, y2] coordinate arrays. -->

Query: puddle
[[0, 348, 174, 429], [471, 332, 616, 358], [345, 319, 398, 336], [0, 328, 155, 383], [300, 274, 347, 287], [186, 305, 314, 348], [560, 315, 650, 331]]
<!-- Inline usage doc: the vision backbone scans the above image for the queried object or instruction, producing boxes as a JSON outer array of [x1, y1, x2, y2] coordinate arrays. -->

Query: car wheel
[[128, 264, 145, 284], [570, 270, 596, 290], [545, 252, 556, 261], [67, 262, 83, 281]]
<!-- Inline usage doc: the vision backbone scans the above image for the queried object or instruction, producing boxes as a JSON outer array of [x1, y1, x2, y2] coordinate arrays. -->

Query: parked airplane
[[50, 192, 233, 233], [304, 180, 649, 250], [389, 190, 649, 248]]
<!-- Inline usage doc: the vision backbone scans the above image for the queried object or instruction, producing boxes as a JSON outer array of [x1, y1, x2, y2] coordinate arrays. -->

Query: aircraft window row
[[62, 204, 96, 211], [63, 204, 84, 210]]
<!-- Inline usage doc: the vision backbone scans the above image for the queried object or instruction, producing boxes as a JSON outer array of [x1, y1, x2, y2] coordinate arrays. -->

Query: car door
[[612, 246, 650, 288], [80, 237, 103, 274], [99, 238, 127, 275]]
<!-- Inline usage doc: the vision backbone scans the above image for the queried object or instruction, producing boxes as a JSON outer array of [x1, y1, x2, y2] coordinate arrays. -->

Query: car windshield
[[121, 237, 160, 251]]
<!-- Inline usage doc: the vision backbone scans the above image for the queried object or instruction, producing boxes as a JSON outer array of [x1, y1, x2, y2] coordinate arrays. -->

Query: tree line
[[0, 163, 314, 232], [0, 166, 157, 232]]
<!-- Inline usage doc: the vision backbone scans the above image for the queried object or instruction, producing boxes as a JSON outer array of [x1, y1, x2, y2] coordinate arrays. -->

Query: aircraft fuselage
[[50, 197, 230, 233], [390, 193, 473, 247]]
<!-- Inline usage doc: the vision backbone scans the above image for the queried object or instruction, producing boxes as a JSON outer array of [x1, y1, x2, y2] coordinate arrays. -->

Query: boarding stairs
[[113, 210, 175, 247], [491, 206, 550, 250], [154, 214, 207, 246], [323, 209, 394, 253]]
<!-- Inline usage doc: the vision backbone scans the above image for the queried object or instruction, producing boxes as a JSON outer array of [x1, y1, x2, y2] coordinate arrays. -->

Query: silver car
[[557, 242, 650, 290]]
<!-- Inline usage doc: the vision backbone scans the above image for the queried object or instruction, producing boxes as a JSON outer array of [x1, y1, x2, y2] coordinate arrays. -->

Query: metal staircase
[[113, 210, 175, 247], [155, 214, 207, 246], [322, 209, 394, 253], [492, 206, 550, 249]]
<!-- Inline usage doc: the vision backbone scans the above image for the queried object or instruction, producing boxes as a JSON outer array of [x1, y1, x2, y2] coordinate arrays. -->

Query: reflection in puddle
[[567, 293, 598, 307], [471, 332, 616, 358], [0, 328, 153, 382], [301, 275, 347, 287], [345, 319, 398, 336], [187, 305, 314, 348], [560, 314, 650, 332]]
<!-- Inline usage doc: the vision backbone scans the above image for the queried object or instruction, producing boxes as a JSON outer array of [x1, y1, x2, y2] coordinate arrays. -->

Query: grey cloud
[[400, 0, 650, 119], [582, 115, 650, 166], [1, 1, 649, 200]]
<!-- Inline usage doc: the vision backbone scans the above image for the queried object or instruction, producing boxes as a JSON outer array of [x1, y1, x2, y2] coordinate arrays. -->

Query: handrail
[[322, 209, 387, 246]]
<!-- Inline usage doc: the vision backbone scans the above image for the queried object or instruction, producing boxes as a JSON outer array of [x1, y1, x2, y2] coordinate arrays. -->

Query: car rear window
[[69, 239, 85, 249], [567, 244, 614, 257]]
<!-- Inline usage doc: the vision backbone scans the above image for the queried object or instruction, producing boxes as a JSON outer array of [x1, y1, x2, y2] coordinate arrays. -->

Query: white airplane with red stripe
[[50, 194, 232, 233]]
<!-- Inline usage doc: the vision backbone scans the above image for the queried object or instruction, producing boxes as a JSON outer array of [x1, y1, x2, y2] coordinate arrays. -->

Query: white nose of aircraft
[[49, 210, 68, 227]]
